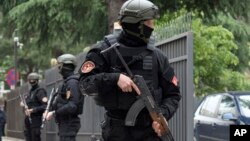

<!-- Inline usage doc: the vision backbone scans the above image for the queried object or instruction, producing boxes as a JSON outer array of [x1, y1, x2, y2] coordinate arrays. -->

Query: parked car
[[194, 91, 250, 141]]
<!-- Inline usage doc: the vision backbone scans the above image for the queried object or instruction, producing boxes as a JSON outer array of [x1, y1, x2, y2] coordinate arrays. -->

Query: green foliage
[[0, 38, 14, 81], [208, 13, 250, 71], [0, 0, 108, 75], [0, 0, 28, 15], [0, 38, 13, 60], [7, 0, 107, 45], [192, 18, 249, 96], [185, 0, 250, 22], [221, 70, 250, 91], [0, 55, 13, 81], [152, 0, 250, 24]]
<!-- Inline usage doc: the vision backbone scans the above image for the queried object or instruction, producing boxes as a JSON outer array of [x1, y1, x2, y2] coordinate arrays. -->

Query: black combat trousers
[[101, 115, 162, 141], [57, 116, 81, 141], [0, 123, 2, 141], [24, 117, 41, 141]]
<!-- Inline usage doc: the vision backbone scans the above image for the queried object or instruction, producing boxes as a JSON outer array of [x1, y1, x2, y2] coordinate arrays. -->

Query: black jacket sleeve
[[156, 49, 182, 120], [55, 79, 82, 115], [79, 42, 120, 95], [32, 88, 47, 113]]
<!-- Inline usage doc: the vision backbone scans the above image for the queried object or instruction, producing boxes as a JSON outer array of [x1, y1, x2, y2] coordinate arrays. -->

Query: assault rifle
[[19, 91, 32, 124], [41, 87, 58, 129], [101, 43, 174, 141]]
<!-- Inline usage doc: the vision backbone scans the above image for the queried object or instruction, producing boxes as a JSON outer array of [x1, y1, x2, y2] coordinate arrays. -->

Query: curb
[[2, 136, 24, 141]]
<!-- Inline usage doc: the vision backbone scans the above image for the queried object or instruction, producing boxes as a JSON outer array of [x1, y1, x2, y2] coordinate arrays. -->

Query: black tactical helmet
[[118, 0, 159, 24], [57, 54, 77, 67], [27, 72, 39, 80]]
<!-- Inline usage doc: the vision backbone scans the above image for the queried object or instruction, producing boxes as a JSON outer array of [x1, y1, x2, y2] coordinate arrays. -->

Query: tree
[[105, 0, 126, 33], [1, 0, 108, 76], [208, 13, 250, 71], [192, 18, 249, 96]]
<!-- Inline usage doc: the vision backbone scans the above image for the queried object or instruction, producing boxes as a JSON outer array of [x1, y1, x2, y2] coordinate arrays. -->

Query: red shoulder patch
[[81, 61, 95, 73], [172, 75, 178, 86]]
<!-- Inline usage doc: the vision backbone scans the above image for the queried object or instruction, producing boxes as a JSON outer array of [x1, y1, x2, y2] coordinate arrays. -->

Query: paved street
[[2, 137, 24, 141]]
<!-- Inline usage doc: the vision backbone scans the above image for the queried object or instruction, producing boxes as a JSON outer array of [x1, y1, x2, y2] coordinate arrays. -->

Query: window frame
[[199, 94, 222, 118], [217, 94, 239, 119]]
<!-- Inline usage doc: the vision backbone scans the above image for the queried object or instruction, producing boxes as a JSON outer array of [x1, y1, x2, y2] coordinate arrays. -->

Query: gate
[[156, 32, 193, 141]]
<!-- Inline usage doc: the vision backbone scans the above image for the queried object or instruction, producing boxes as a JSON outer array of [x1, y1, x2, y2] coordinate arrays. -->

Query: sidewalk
[[2, 136, 24, 141]]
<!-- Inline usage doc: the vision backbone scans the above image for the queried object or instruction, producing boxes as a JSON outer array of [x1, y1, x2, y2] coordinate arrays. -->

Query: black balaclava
[[29, 80, 38, 90], [118, 22, 154, 47], [59, 64, 75, 79]]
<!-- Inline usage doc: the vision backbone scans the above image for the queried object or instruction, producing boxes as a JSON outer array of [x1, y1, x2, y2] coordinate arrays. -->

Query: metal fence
[[157, 32, 194, 141], [155, 13, 192, 43]]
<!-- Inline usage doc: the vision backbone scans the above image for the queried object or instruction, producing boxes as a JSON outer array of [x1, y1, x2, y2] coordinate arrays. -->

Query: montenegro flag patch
[[81, 61, 95, 73]]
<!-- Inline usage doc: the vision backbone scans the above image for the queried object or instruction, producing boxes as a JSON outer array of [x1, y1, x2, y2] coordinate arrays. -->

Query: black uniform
[[79, 31, 181, 141], [0, 110, 6, 141], [53, 74, 83, 141], [25, 85, 47, 141]]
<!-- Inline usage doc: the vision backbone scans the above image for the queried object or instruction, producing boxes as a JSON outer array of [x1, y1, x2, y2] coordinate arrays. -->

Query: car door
[[211, 95, 238, 141], [194, 95, 222, 141]]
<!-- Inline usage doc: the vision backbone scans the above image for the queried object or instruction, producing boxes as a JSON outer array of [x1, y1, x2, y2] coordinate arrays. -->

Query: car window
[[217, 96, 237, 117], [199, 95, 221, 117], [237, 95, 250, 118]]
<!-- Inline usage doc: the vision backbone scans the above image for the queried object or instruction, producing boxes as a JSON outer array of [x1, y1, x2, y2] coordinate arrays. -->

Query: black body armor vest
[[94, 34, 162, 110], [54, 75, 84, 115], [26, 87, 45, 115]]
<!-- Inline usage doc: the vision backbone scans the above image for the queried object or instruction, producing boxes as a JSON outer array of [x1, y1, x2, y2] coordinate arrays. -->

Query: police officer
[[79, 0, 181, 141], [21, 72, 48, 141], [45, 54, 84, 141], [79, 0, 181, 140]]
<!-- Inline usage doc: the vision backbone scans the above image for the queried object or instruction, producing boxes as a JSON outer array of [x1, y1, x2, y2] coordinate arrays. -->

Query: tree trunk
[[106, 0, 126, 33]]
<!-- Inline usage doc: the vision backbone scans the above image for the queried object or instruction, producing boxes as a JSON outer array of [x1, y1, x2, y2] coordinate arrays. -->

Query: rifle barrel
[[41, 87, 57, 129]]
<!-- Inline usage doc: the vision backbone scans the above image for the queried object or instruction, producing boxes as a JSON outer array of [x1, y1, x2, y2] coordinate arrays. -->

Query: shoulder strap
[[65, 74, 79, 82], [103, 34, 119, 69], [104, 34, 118, 47], [127, 50, 151, 66]]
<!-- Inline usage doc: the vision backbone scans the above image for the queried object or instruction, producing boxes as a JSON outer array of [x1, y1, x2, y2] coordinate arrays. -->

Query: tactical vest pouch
[[143, 56, 153, 70]]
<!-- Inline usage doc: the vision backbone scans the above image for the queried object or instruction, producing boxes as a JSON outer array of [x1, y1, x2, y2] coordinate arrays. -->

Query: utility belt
[[104, 110, 152, 127], [104, 115, 124, 127], [55, 114, 78, 123]]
